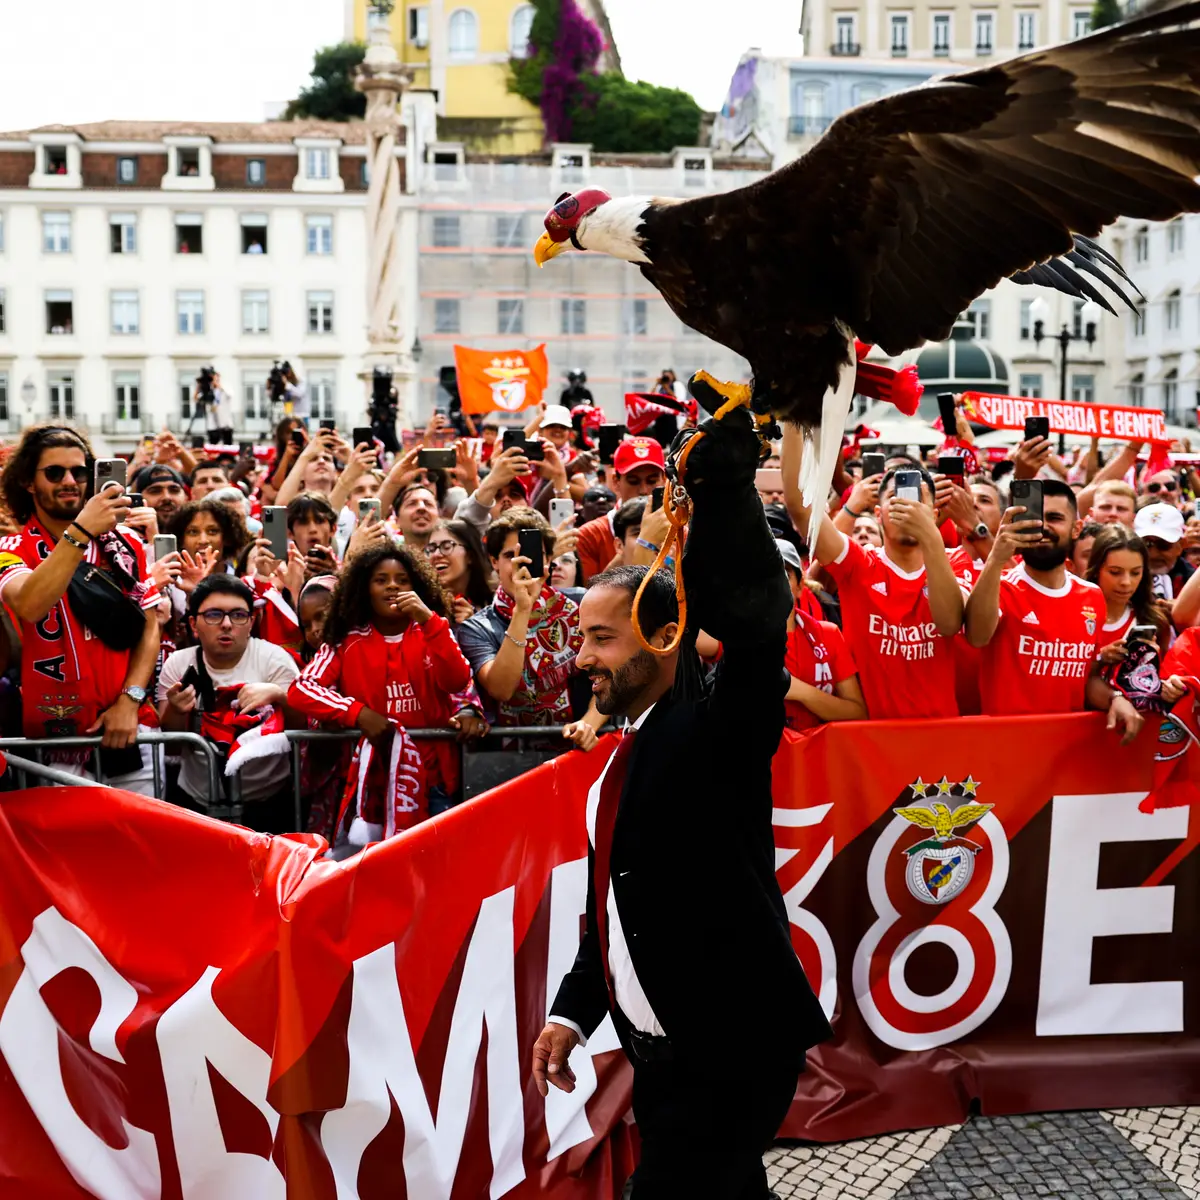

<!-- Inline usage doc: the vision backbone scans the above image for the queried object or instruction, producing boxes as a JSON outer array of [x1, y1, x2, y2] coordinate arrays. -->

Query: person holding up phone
[[1085, 524, 1168, 659], [783, 426, 965, 720], [964, 479, 1143, 739]]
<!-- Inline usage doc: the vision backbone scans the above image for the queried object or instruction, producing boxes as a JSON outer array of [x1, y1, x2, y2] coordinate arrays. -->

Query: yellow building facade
[[348, 0, 620, 154]]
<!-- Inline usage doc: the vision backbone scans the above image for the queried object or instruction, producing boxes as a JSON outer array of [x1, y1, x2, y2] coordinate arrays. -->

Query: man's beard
[[591, 649, 657, 716], [154, 501, 180, 526], [1023, 541, 1068, 570], [36, 484, 83, 521]]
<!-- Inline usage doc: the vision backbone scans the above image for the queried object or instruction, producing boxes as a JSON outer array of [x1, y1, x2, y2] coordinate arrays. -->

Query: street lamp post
[[1029, 296, 1103, 452]]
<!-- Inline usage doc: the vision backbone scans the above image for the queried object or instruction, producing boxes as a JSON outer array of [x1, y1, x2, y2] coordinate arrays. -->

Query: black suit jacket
[[551, 412, 833, 1068]]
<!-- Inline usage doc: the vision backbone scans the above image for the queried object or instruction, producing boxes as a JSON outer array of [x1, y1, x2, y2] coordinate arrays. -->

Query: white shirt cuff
[[547, 1015, 587, 1047]]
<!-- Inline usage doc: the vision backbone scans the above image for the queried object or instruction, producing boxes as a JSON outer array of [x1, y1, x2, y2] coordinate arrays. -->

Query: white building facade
[[0, 120, 417, 451]]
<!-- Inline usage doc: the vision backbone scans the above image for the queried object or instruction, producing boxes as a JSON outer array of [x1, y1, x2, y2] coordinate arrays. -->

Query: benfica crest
[[894, 777, 992, 905]]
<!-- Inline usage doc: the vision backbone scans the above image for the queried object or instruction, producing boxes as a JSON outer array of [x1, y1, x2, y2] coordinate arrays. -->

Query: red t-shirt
[[784, 610, 857, 732], [979, 564, 1103, 715], [947, 546, 985, 716], [575, 513, 616, 583], [824, 533, 959, 720]]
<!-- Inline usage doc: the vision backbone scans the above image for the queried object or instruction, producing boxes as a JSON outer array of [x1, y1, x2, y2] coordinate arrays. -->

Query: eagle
[[533, 2, 1200, 518], [894, 801, 993, 840]]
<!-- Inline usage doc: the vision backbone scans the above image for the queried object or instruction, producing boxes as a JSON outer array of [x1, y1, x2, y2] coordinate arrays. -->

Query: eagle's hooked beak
[[534, 231, 568, 267]]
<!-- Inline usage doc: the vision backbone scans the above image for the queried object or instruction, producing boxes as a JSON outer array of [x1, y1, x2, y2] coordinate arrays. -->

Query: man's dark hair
[[484, 506, 555, 559], [188, 574, 255, 618], [1041, 478, 1078, 512], [1077, 519, 1104, 541], [992, 460, 1015, 484], [287, 491, 336, 530], [395, 481, 441, 516], [588, 565, 679, 634], [191, 462, 229, 485], [1, 424, 93, 525], [613, 497, 647, 542], [323, 544, 451, 645], [169, 498, 249, 562], [879, 463, 936, 502]]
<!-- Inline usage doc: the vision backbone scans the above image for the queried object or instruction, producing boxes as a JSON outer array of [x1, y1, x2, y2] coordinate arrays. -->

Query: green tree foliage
[[509, 0, 563, 107], [284, 42, 367, 122], [1091, 0, 1123, 29], [572, 75, 703, 153]]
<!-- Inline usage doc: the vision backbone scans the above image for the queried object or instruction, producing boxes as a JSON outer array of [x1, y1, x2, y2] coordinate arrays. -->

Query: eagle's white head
[[534, 189, 652, 266]]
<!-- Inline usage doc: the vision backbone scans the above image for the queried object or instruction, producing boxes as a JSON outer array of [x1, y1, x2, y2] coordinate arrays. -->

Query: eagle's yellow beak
[[534, 231, 568, 267]]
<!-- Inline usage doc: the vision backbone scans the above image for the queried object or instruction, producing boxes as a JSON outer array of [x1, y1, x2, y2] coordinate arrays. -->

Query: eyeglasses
[[38, 465, 89, 484], [426, 540, 462, 556], [1146, 481, 1179, 493], [197, 609, 252, 626]]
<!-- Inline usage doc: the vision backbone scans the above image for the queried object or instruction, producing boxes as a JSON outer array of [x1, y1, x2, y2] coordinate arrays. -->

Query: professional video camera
[[560, 368, 593, 408], [369, 366, 400, 454], [268, 361, 290, 407], [437, 365, 473, 437], [186, 365, 217, 436]]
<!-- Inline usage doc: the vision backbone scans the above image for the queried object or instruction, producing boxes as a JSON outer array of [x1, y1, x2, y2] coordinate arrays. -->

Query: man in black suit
[[531, 408, 832, 1198]]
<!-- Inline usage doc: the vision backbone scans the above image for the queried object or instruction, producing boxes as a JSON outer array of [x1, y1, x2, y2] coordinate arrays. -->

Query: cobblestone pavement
[[764, 1107, 1200, 1199]]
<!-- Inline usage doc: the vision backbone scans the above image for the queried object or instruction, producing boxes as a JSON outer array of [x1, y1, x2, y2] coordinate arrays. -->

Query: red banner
[[962, 391, 1171, 444], [2, 715, 1200, 1196]]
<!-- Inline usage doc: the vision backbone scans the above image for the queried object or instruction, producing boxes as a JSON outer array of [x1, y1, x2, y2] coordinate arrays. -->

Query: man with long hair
[[0, 424, 161, 779]]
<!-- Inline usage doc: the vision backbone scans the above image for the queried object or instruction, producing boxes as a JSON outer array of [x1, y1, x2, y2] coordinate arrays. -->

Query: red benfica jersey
[[1098, 605, 1135, 650], [825, 533, 959, 720], [947, 546, 985, 716], [784, 610, 857, 732], [979, 563, 1103, 715]]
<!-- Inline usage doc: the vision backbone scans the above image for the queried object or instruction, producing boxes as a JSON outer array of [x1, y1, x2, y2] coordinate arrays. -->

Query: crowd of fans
[[0, 387, 1194, 855]]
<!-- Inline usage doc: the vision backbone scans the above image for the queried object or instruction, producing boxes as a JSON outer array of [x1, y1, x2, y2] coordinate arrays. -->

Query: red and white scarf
[[335, 723, 425, 845], [197, 684, 289, 781], [491, 584, 582, 724]]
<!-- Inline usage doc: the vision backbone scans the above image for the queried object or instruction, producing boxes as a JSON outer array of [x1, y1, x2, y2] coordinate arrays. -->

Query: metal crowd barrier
[[3, 753, 116, 789]]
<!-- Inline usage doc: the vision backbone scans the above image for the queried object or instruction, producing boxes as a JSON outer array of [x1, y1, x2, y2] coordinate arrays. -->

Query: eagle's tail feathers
[[800, 349, 858, 550]]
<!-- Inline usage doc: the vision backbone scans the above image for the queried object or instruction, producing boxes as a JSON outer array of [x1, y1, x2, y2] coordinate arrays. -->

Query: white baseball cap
[[1134, 502, 1185, 544], [541, 404, 573, 429]]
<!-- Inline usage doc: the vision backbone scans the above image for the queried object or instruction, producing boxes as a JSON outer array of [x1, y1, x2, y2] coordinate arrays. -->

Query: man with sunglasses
[[0, 424, 161, 779], [1143, 469, 1183, 508], [157, 576, 299, 830]]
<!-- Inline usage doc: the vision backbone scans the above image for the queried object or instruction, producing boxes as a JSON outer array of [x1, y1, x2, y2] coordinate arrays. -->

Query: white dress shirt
[[550, 706, 664, 1044]]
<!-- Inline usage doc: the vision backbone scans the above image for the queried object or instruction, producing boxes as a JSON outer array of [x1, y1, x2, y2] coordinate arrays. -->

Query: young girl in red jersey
[[1086, 525, 1168, 660], [288, 545, 484, 853]]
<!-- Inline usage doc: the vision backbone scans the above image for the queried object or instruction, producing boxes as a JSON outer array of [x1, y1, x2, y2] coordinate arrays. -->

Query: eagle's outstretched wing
[[894, 806, 939, 829], [649, 2, 1200, 356], [948, 803, 992, 830]]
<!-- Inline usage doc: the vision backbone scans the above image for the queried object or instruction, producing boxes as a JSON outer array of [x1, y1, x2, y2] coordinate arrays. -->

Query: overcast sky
[[0, 0, 797, 131]]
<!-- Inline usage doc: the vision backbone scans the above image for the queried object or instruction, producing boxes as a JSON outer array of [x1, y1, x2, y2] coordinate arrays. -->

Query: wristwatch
[[967, 521, 990, 540], [121, 685, 148, 705]]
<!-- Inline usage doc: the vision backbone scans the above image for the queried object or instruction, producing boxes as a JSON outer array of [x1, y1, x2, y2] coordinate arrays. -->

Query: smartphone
[[862, 452, 886, 478], [262, 505, 289, 561], [191, 435, 206, 450], [319, 418, 337, 432], [550, 497, 575, 527], [937, 392, 958, 437], [352, 426, 374, 450], [649, 486, 665, 514], [1129, 624, 1159, 645], [418, 447, 456, 470], [357, 497, 381, 524], [517, 527, 545, 579], [597, 424, 626, 466], [238, 441, 252, 458], [937, 455, 966, 482], [179, 664, 202, 702], [1025, 416, 1050, 442], [1010, 479, 1044, 526], [153, 534, 177, 562], [523, 438, 545, 462], [126, 492, 143, 509], [94, 459, 126, 496], [894, 469, 922, 502], [502, 428, 526, 454], [289, 429, 306, 448]]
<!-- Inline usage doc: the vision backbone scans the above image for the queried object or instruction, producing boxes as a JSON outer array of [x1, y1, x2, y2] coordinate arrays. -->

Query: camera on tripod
[[196, 366, 215, 409], [268, 360, 290, 406], [369, 366, 400, 454], [561, 368, 593, 407]]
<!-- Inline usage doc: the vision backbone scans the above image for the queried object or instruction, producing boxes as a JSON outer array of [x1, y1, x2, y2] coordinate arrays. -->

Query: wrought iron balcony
[[830, 41, 860, 55]]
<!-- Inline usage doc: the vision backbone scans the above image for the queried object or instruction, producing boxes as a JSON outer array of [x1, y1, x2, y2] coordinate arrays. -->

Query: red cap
[[612, 437, 666, 476]]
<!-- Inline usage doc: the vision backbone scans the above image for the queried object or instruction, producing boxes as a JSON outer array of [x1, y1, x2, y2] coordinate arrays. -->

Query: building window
[[682, 157, 708, 186], [510, 3, 535, 54], [44, 145, 69, 175], [1133, 225, 1149, 262], [240, 213, 268, 254], [890, 13, 909, 55], [1070, 374, 1095, 403], [114, 371, 140, 422], [494, 213, 525, 247], [408, 5, 429, 45], [560, 298, 586, 335], [243, 378, 268, 422], [1070, 297, 1086, 338], [45, 290, 73, 335], [834, 13, 856, 50], [360, 160, 370, 187], [799, 84, 828, 133], [965, 297, 991, 340], [305, 148, 331, 180], [1166, 288, 1182, 332], [432, 150, 462, 182], [246, 158, 266, 187], [42, 211, 71, 254], [177, 290, 204, 335], [1133, 301, 1146, 337], [1072, 9, 1091, 37], [434, 298, 461, 333], [175, 213, 203, 254], [111, 290, 140, 335], [1018, 373, 1042, 398], [852, 82, 881, 105], [307, 290, 334, 334], [624, 298, 648, 336], [109, 211, 137, 254], [432, 214, 462, 247], [309, 371, 336, 421], [1164, 368, 1179, 419], [179, 371, 195, 420], [1017, 10, 1036, 48], [448, 8, 479, 59], [932, 13, 951, 53], [1130, 372, 1144, 406], [0, 373, 8, 421], [498, 298, 524, 334], [177, 147, 201, 177], [1019, 298, 1033, 339], [117, 156, 138, 185], [306, 213, 334, 255], [48, 371, 74, 420], [1168, 218, 1185, 255], [974, 11, 994, 53], [242, 290, 270, 334]]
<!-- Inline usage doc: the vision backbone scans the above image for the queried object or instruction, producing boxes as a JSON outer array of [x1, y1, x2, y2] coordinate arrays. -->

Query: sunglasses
[[426, 540, 462, 556], [38, 465, 89, 484], [196, 609, 251, 626], [1146, 481, 1179, 493]]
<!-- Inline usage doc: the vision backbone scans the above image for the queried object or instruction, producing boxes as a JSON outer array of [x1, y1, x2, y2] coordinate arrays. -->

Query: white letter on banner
[[1037, 792, 1186, 1036], [156, 966, 283, 1199], [0, 907, 161, 1199], [543, 856, 620, 1161], [322, 886, 525, 1200]]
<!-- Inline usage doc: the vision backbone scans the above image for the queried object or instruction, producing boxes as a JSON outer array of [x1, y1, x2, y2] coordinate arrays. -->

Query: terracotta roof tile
[[0, 120, 368, 145]]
